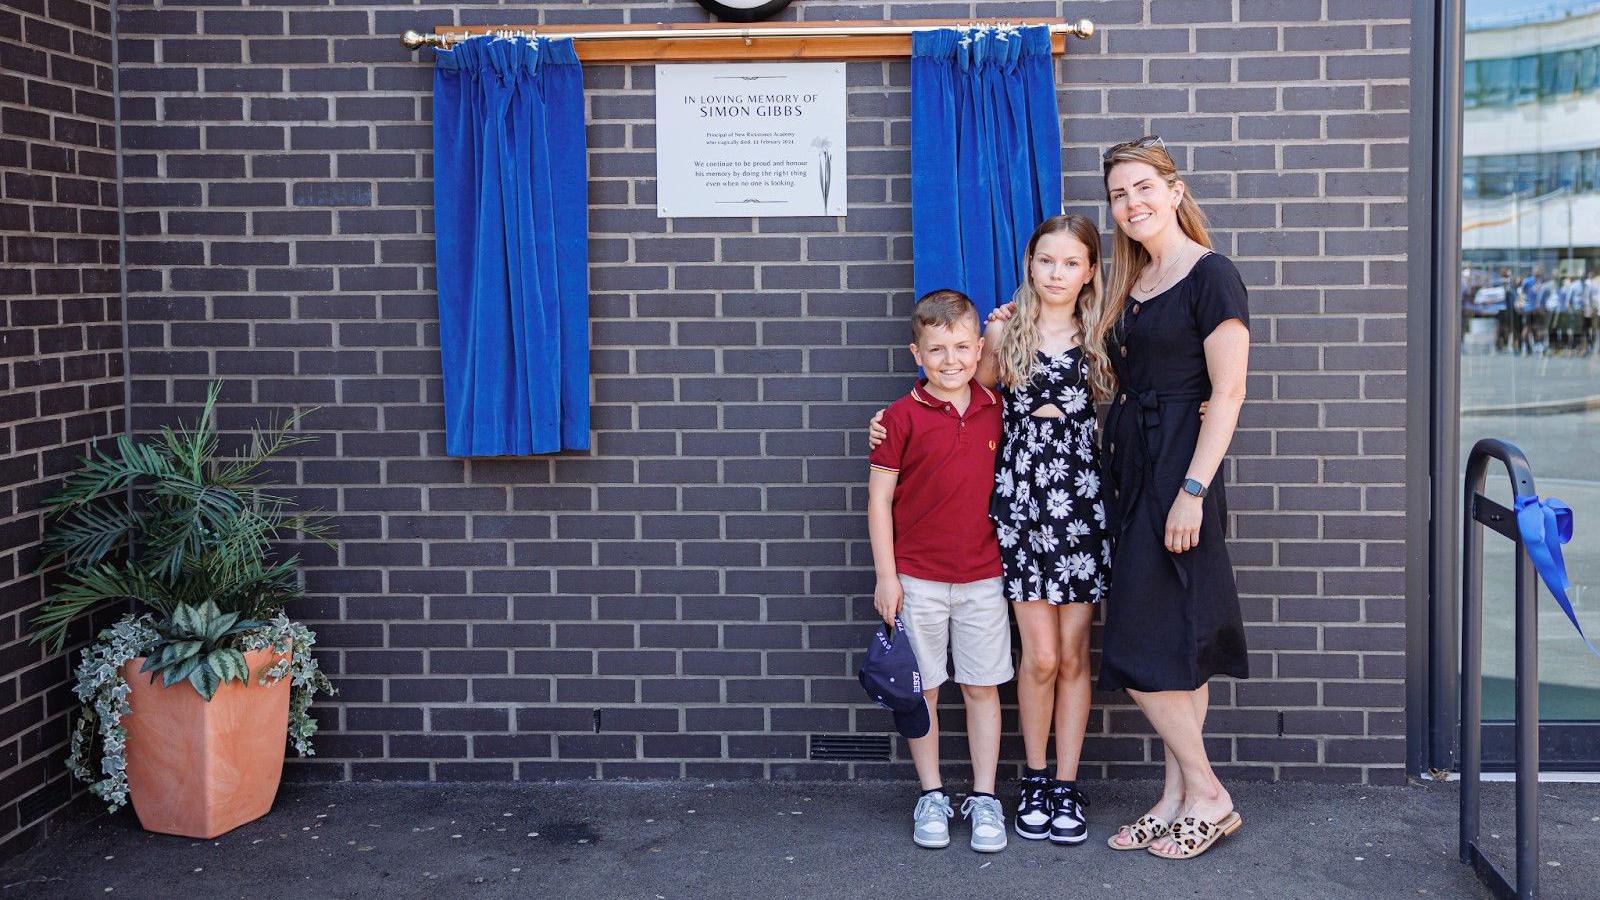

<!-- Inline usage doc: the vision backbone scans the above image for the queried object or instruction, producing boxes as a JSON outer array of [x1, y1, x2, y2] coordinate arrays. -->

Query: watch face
[[694, 0, 795, 23]]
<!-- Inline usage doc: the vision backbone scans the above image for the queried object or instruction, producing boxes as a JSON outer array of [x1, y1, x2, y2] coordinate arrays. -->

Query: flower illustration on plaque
[[812, 136, 834, 209]]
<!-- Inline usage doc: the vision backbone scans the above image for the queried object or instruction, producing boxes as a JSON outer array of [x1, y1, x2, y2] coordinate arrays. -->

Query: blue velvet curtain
[[911, 26, 1064, 319], [433, 36, 589, 456]]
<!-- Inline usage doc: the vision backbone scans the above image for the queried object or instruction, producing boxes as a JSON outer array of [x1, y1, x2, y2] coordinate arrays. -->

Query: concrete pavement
[[2, 779, 1597, 899], [1460, 350, 1600, 415]]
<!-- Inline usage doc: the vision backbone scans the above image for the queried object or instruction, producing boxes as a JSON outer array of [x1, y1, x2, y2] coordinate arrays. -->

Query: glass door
[[1456, 0, 1600, 768]]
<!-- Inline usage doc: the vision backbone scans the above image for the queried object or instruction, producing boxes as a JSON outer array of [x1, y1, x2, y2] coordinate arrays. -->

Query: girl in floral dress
[[981, 214, 1113, 845]]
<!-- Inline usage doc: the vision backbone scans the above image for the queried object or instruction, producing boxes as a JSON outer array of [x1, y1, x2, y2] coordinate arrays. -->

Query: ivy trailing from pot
[[34, 382, 336, 820]]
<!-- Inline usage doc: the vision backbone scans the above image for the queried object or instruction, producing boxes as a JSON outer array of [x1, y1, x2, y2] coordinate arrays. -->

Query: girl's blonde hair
[[994, 214, 1114, 402], [1094, 143, 1212, 369]]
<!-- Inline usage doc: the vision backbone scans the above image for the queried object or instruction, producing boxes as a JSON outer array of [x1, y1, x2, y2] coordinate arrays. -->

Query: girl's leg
[[1051, 603, 1095, 781], [961, 683, 1002, 795], [1012, 601, 1061, 771], [908, 685, 942, 791]]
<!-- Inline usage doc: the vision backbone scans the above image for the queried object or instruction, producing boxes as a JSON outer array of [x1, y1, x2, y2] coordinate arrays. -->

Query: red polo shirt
[[869, 380, 1003, 584]]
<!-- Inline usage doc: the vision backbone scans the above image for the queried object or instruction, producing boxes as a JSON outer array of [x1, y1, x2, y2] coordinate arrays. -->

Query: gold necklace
[[1136, 248, 1183, 296]]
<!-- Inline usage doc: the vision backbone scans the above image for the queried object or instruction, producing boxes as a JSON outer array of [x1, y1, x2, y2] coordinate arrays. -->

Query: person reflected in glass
[[1580, 264, 1593, 352]]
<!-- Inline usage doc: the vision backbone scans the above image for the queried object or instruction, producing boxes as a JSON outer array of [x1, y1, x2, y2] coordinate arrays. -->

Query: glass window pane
[[1556, 49, 1579, 95], [1558, 151, 1580, 190], [1480, 155, 1513, 197], [1514, 154, 1539, 194], [1483, 58, 1514, 105], [1585, 47, 1600, 91], [1519, 55, 1541, 103], [1540, 51, 1561, 97]]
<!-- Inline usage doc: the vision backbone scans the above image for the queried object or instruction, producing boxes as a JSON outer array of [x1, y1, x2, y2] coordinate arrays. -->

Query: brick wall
[[0, 0, 125, 862], [107, 0, 1413, 790]]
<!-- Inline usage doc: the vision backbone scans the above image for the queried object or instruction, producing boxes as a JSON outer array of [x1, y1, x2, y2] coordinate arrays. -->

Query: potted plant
[[31, 383, 335, 839]]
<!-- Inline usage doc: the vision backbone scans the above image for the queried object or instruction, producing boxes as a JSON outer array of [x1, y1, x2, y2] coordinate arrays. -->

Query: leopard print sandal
[[1107, 814, 1170, 850], [1148, 811, 1242, 860]]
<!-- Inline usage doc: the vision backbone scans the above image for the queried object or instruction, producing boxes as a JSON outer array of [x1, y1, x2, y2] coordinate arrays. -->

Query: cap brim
[[891, 697, 930, 739]]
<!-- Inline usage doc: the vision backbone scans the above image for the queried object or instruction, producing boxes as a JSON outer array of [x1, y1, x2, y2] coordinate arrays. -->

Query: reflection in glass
[[1460, 0, 1600, 723]]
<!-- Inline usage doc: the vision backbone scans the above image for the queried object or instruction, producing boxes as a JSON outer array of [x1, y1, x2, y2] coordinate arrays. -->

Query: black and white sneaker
[[1014, 772, 1053, 840], [1047, 783, 1089, 845]]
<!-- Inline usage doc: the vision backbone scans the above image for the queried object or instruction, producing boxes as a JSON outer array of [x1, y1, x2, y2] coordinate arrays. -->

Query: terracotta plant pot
[[120, 647, 292, 839]]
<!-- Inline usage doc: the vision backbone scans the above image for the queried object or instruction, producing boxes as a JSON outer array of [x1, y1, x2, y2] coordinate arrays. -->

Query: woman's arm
[[975, 317, 1005, 388], [1164, 319, 1249, 553], [1187, 319, 1249, 485]]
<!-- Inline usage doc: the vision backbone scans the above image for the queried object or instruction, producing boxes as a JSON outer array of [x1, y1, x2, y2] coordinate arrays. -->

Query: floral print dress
[[989, 346, 1112, 604]]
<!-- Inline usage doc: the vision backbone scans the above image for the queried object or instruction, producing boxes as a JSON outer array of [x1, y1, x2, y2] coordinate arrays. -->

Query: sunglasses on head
[[1102, 135, 1167, 165]]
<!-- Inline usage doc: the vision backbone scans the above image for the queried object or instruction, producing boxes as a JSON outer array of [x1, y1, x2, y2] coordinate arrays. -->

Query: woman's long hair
[[994, 214, 1113, 402], [1093, 144, 1212, 370]]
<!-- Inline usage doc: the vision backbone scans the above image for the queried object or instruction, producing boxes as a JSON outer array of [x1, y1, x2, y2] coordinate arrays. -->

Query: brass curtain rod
[[400, 19, 1096, 51]]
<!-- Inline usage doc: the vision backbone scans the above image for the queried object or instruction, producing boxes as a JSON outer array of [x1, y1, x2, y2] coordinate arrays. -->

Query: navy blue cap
[[858, 616, 930, 739]]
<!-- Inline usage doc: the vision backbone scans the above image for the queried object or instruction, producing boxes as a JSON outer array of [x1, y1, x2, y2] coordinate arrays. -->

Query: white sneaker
[[961, 795, 1008, 853], [1014, 772, 1052, 839], [913, 791, 954, 849], [1048, 784, 1088, 844]]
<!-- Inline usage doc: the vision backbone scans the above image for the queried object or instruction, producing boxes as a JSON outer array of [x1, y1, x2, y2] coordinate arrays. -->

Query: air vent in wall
[[809, 734, 892, 761]]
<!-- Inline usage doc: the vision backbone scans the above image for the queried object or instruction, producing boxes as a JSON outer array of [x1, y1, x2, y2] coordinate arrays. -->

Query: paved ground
[[2, 779, 1597, 899], [1459, 351, 1600, 415]]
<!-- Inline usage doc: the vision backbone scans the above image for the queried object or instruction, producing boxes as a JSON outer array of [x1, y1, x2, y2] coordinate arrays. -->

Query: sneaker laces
[[915, 792, 953, 823], [961, 795, 1005, 832], [1048, 784, 1088, 819]]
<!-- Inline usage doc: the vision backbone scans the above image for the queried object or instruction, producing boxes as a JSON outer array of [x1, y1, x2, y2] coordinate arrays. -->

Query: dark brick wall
[[0, 0, 124, 862], [108, 0, 1412, 788]]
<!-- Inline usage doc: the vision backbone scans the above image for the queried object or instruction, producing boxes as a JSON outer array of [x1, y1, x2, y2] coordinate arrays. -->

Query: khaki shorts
[[897, 574, 1014, 690]]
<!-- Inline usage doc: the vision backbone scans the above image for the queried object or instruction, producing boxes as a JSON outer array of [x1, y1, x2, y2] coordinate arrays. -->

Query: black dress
[[989, 346, 1112, 605], [1097, 252, 1250, 693]]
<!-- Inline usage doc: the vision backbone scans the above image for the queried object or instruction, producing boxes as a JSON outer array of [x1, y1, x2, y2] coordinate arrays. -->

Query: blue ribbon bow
[[1513, 495, 1598, 661]]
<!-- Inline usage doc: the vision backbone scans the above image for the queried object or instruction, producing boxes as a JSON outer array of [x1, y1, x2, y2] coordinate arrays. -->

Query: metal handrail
[[1460, 437, 1540, 900]]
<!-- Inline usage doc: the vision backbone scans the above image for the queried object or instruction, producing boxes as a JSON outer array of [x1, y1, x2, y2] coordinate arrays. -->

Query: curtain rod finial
[[401, 29, 432, 50], [1071, 19, 1095, 40]]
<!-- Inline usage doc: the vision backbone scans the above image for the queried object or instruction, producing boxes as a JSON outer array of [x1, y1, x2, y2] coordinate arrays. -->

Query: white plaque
[[655, 62, 847, 218]]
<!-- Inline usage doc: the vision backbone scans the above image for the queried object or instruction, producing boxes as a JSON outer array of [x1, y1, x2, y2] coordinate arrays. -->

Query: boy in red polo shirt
[[868, 289, 1012, 853]]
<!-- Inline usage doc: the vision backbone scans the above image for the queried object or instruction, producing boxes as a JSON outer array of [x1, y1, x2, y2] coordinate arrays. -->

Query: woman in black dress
[[1096, 138, 1250, 860]]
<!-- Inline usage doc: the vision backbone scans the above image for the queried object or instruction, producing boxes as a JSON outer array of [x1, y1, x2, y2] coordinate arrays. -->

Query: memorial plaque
[[655, 62, 847, 218]]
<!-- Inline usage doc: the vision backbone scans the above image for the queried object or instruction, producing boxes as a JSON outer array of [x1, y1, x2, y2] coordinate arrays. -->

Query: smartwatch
[[1181, 477, 1208, 499]]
